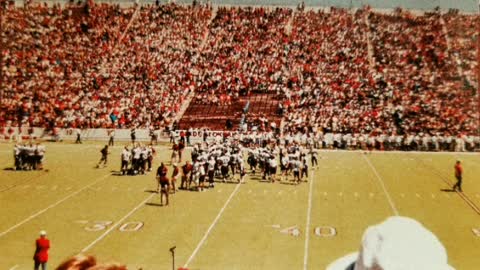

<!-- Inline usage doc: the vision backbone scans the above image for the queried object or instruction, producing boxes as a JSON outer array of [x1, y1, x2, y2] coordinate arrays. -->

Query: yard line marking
[[303, 170, 315, 270], [8, 264, 18, 270], [81, 193, 154, 252], [0, 174, 111, 238], [362, 155, 399, 216], [184, 183, 242, 268]]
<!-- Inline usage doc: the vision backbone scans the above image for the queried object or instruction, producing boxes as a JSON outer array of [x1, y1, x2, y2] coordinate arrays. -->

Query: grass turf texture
[[0, 142, 479, 270]]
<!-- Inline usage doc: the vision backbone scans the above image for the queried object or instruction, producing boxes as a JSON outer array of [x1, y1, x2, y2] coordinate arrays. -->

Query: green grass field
[[0, 141, 479, 270]]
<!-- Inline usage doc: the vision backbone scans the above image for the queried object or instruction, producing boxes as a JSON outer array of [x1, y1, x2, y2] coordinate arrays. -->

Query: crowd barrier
[[0, 127, 239, 143]]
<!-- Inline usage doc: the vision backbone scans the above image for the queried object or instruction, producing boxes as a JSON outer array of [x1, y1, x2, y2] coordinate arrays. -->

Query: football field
[[0, 142, 479, 270]]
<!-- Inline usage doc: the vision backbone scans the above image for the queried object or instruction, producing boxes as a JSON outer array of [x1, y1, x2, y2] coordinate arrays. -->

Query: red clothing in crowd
[[34, 237, 50, 263]]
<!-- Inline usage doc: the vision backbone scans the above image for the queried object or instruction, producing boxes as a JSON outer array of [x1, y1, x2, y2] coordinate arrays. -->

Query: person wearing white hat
[[326, 216, 454, 270], [34, 230, 50, 270]]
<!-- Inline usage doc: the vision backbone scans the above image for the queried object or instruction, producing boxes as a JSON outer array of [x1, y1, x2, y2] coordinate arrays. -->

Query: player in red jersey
[[171, 163, 180, 193], [156, 163, 170, 206]]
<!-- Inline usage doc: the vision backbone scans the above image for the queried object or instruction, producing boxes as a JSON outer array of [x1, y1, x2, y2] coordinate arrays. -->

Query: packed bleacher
[[0, 2, 479, 148]]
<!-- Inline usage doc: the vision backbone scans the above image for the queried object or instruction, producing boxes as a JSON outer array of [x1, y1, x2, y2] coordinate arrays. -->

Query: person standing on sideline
[[33, 230, 50, 270], [75, 128, 82, 144], [130, 128, 136, 144], [108, 129, 115, 146], [452, 160, 463, 192]]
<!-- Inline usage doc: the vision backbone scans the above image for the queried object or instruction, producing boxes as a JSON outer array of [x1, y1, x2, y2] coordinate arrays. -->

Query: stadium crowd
[[0, 2, 478, 147]]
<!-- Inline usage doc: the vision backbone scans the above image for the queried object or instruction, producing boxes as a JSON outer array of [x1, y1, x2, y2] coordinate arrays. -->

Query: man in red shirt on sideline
[[34, 230, 50, 270], [452, 160, 463, 192]]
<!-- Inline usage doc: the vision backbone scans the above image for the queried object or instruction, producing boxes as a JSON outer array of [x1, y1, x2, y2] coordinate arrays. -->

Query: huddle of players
[[158, 141, 247, 198], [120, 144, 155, 175], [166, 139, 319, 191], [13, 143, 46, 170], [184, 141, 246, 191], [247, 143, 318, 184]]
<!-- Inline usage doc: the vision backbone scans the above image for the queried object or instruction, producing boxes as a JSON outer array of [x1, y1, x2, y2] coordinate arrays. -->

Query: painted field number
[[119, 221, 144, 232], [314, 226, 337, 237], [85, 221, 113, 232], [78, 220, 144, 232]]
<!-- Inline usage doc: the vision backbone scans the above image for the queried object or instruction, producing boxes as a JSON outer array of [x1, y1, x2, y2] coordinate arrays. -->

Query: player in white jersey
[[121, 146, 131, 175]]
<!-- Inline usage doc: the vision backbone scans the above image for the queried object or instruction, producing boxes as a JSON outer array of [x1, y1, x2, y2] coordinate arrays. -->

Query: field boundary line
[[411, 156, 480, 216], [362, 154, 399, 215], [303, 170, 315, 270], [183, 183, 242, 268], [81, 193, 155, 252], [0, 173, 111, 238]]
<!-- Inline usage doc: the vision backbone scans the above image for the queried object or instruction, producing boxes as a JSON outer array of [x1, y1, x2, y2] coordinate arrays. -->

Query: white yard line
[[362, 155, 399, 216], [303, 170, 315, 270], [183, 183, 242, 268], [81, 193, 155, 252], [0, 174, 111, 238], [8, 265, 18, 270]]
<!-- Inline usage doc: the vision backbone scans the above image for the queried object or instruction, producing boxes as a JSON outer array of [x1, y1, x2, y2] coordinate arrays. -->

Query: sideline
[[0, 173, 111, 238], [362, 154, 399, 216], [183, 182, 242, 268]]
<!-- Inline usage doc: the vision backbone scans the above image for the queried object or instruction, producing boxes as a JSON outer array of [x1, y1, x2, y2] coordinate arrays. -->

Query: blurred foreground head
[[55, 254, 127, 270], [327, 216, 454, 270]]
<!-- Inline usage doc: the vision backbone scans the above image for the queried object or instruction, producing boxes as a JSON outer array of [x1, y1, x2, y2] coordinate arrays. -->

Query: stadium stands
[[0, 2, 478, 140]]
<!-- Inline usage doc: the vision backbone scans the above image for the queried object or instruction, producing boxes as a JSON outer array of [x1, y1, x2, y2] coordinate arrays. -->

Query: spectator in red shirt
[[33, 230, 50, 270]]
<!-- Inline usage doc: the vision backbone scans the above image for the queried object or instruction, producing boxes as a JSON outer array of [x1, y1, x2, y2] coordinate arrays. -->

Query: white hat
[[326, 216, 455, 270], [40, 230, 47, 236]]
